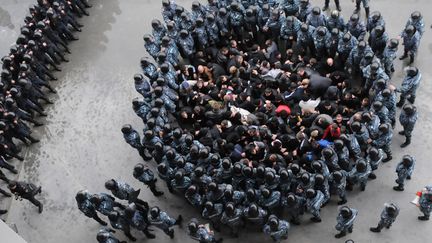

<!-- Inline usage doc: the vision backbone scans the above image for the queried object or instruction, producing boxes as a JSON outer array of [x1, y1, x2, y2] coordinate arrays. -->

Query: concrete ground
[[1, 0, 432, 242]]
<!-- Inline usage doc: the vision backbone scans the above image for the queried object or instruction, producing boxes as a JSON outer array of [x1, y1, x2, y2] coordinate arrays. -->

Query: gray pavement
[[1, 0, 432, 242]]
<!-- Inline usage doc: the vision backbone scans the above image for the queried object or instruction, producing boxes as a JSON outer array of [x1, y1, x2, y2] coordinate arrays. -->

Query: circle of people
[[74, 0, 432, 243]]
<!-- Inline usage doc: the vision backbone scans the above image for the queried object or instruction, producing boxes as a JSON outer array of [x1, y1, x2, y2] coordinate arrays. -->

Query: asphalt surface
[[1, 0, 432, 243]]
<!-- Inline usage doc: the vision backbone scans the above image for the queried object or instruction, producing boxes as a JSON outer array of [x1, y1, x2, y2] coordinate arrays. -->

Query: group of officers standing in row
[[0, 0, 91, 216]]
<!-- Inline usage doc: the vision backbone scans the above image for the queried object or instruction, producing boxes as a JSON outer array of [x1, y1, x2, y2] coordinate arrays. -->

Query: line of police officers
[[0, 0, 92, 216]]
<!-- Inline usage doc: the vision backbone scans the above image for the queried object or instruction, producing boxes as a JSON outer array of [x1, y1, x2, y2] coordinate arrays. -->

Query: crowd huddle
[[74, 0, 432, 242], [0, 0, 91, 216]]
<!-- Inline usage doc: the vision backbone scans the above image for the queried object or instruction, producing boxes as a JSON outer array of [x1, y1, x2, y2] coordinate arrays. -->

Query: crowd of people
[[105, 0, 431, 242], [0, 0, 91, 216]]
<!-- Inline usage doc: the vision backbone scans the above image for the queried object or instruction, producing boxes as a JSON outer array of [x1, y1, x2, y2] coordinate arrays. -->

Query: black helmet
[[175, 6, 184, 14], [243, 166, 253, 177], [374, 25, 384, 35], [358, 41, 366, 50], [133, 73, 143, 83], [356, 159, 367, 172], [362, 112, 372, 122], [290, 163, 300, 174], [315, 174, 325, 185], [144, 130, 154, 139], [406, 66, 418, 77], [261, 188, 271, 198], [312, 161, 322, 171], [350, 14, 359, 23], [286, 16, 294, 23], [381, 88, 391, 97], [316, 26, 327, 37], [331, 28, 339, 36], [188, 220, 199, 235], [342, 32, 351, 42], [333, 171, 343, 182], [162, 0, 169, 7], [370, 62, 380, 74], [256, 166, 265, 177], [334, 139, 344, 150], [378, 123, 389, 133], [305, 188, 316, 198], [248, 204, 259, 217], [375, 79, 386, 89], [268, 216, 279, 230], [301, 172, 310, 183], [194, 166, 204, 177], [192, 1, 200, 9], [143, 34, 152, 41], [403, 104, 415, 115], [225, 203, 235, 215], [174, 171, 183, 181], [286, 193, 296, 206], [411, 11, 421, 20], [340, 206, 352, 218], [161, 36, 171, 44], [322, 148, 334, 158], [389, 38, 399, 48], [21, 27, 30, 36], [166, 149, 175, 160], [133, 163, 145, 175], [166, 21, 175, 30], [187, 185, 197, 194], [184, 134, 193, 145], [402, 155, 413, 166], [154, 86, 163, 96], [371, 11, 381, 22], [386, 204, 398, 216], [300, 23, 309, 32], [312, 7, 321, 15], [151, 19, 161, 29], [207, 13, 215, 22], [265, 171, 275, 182], [351, 121, 361, 132], [75, 190, 88, 202], [179, 29, 188, 37], [279, 169, 289, 180], [368, 147, 379, 161], [205, 201, 214, 211], [196, 17, 204, 26], [150, 206, 160, 218], [372, 101, 383, 110], [104, 179, 117, 190], [405, 25, 415, 35], [121, 124, 132, 133], [246, 9, 254, 17], [154, 98, 164, 107], [219, 7, 227, 16], [331, 10, 339, 19]]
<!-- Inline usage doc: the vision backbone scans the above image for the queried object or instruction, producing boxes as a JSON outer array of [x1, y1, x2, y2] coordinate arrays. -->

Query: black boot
[[397, 96, 406, 107], [310, 216, 322, 222], [409, 54, 415, 64], [0, 209, 7, 214], [393, 185, 404, 191], [365, 7, 370, 18], [370, 227, 381, 233], [323, 0, 329, 11], [335, 231, 346, 238], [382, 155, 392, 163], [401, 137, 411, 148], [338, 198, 347, 205], [418, 215, 430, 221], [399, 130, 405, 135], [407, 95, 416, 104], [335, 0, 341, 11], [368, 173, 377, 180], [353, 2, 360, 13]]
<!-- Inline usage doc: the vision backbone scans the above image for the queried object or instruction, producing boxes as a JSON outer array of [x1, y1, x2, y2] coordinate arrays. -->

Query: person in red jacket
[[322, 123, 341, 141]]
